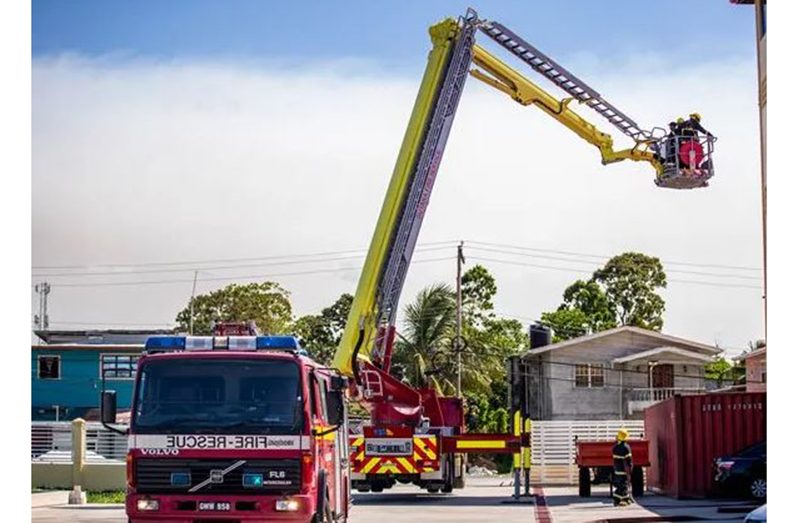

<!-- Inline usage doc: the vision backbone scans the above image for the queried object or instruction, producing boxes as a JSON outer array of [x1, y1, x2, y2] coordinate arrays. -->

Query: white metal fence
[[32, 422, 128, 463], [531, 420, 645, 484], [31, 420, 643, 485]]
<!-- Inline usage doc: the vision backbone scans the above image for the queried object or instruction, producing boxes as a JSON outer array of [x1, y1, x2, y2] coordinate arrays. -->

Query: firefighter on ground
[[612, 428, 634, 506]]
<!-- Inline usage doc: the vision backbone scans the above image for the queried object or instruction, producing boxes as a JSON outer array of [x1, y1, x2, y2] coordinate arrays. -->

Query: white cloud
[[32, 52, 763, 351]]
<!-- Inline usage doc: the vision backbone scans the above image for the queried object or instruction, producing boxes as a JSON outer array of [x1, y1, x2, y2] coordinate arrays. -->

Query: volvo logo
[[188, 460, 247, 492]]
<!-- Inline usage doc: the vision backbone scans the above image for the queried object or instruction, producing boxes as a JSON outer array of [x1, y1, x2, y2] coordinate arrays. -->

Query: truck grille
[[135, 458, 301, 494]]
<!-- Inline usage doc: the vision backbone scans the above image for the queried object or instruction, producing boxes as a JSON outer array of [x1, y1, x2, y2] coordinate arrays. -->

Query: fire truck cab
[[101, 328, 350, 523]]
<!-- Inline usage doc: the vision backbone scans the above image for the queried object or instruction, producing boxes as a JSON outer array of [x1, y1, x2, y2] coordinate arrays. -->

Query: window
[[101, 353, 139, 379], [574, 363, 604, 388], [38, 355, 60, 379], [317, 376, 329, 423]]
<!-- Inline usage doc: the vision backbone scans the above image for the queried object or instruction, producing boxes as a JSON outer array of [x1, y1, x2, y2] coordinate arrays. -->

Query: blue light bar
[[256, 336, 301, 350], [145, 336, 186, 351]]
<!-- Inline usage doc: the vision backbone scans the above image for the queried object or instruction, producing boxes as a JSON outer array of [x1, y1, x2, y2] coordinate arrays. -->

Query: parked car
[[744, 504, 766, 522], [713, 440, 766, 499]]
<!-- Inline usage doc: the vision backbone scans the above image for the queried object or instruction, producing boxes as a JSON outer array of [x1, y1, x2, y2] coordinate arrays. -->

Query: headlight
[[136, 498, 160, 511], [275, 499, 300, 512]]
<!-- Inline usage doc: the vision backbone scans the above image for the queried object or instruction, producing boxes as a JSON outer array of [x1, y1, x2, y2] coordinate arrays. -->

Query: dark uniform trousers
[[612, 441, 633, 505]]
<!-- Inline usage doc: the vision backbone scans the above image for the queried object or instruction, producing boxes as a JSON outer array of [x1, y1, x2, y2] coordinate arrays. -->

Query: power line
[[32, 245, 453, 278], [32, 240, 459, 271], [468, 246, 762, 281], [36, 256, 454, 288], [469, 256, 763, 290], [466, 240, 763, 272], [33, 238, 762, 274]]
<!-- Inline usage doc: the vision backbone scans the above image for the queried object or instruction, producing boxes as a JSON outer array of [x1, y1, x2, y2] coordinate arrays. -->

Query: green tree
[[393, 283, 457, 391], [705, 355, 745, 387], [540, 308, 591, 342], [293, 294, 353, 365], [541, 280, 617, 341], [175, 282, 292, 335], [592, 252, 667, 330], [462, 264, 497, 325]]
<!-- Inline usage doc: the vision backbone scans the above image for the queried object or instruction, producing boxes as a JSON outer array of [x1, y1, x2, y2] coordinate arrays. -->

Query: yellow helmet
[[617, 428, 629, 442], [690, 112, 701, 121], [676, 117, 685, 124]]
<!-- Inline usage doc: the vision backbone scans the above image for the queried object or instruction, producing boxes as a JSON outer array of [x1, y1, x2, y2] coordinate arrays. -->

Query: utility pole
[[189, 270, 199, 335], [34, 282, 51, 331], [456, 242, 465, 398]]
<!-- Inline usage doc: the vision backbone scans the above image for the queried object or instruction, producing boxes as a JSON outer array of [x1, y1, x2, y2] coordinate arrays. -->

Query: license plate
[[199, 502, 231, 511], [365, 438, 412, 456]]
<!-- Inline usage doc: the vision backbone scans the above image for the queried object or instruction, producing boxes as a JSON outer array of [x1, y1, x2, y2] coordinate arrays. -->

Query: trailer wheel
[[578, 467, 591, 497], [631, 466, 645, 498], [371, 485, 383, 493], [441, 457, 454, 493]]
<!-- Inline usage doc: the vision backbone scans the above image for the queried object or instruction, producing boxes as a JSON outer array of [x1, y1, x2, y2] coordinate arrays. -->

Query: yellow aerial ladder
[[331, 9, 716, 494]]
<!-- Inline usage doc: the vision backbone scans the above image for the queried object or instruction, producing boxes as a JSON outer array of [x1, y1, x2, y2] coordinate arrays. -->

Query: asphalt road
[[32, 477, 757, 522]]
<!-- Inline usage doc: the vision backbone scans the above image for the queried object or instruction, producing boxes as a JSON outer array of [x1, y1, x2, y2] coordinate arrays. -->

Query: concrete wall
[[525, 338, 708, 421], [746, 351, 767, 393], [31, 463, 126, 491], [31, 418, 127, 492]]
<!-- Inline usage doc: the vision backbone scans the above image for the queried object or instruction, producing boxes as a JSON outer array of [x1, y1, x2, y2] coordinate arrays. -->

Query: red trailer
[[645, 392, 766, 498], [575, 439, 650, 498]]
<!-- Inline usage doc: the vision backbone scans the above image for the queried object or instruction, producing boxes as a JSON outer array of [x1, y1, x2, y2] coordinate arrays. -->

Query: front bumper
[[127, 492, 315, 522]]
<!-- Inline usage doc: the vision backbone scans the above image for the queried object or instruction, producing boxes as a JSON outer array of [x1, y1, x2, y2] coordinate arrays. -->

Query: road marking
[[533, 485, 552, 523]]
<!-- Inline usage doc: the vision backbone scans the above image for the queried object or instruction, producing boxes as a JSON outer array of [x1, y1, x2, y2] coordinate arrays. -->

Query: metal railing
[[32, 421, 129, 463], [628, 387, 705, 403]]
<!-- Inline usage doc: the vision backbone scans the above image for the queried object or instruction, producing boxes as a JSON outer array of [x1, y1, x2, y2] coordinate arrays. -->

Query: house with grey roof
[[522, 326, 721, 420]]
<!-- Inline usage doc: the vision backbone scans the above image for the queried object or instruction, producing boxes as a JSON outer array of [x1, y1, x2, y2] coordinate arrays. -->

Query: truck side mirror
[[101, 390, 118, 425], [325, 390, 345, 426]]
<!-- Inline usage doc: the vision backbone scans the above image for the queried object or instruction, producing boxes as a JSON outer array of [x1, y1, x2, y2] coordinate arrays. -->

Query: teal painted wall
[[31, 348, 140, 420]]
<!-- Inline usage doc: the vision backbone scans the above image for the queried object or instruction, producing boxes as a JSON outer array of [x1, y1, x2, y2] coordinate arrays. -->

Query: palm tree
[[393, 283, 456, 393]]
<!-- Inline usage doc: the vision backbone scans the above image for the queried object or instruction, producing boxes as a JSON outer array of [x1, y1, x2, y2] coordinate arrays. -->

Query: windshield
[[132, 358, 303, 434]]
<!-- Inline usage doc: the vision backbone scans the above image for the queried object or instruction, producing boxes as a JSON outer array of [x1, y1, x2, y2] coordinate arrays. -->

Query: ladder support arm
[[470, 44, 663, 175], [332, 18, 464, 378]]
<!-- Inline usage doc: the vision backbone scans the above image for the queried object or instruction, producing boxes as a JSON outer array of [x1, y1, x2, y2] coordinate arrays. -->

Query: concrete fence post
[[68, 418, 86, 504]]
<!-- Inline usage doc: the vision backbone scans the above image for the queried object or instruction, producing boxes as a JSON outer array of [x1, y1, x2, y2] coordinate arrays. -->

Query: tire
[[441, 456, 455, 493], [632, 466, 645, 498], [427, 486, 440, 493], [578, 467, 591, 497], [371, 485, 383, 493], [315, 471, 331, 523], [749, 477, 766, 499]]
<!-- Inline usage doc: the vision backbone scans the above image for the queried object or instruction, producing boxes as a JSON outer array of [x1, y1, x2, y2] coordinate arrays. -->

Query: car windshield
[[132, 358, 303, 434], [738, 441, 766, 458]]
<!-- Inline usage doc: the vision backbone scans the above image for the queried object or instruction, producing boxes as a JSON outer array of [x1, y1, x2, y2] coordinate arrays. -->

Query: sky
[[31, 0, 764, 355]]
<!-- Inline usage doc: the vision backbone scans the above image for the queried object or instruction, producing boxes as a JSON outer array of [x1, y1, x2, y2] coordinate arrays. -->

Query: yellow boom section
[[470, 44, 664, 176], [332, 19, 460, 377]]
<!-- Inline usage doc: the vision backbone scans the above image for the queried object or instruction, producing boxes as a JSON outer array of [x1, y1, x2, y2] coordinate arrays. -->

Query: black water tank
[[529, 322, 552, 349]]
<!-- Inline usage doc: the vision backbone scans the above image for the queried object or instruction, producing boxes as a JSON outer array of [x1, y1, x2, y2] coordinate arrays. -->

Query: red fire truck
[[330, 8, 713, 494], [101, 323, 351, 522]]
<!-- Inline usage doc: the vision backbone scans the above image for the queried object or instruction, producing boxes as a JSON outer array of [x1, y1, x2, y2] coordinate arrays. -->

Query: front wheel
[[315, 471, 332, 523], [749, 477, 766, 499]]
